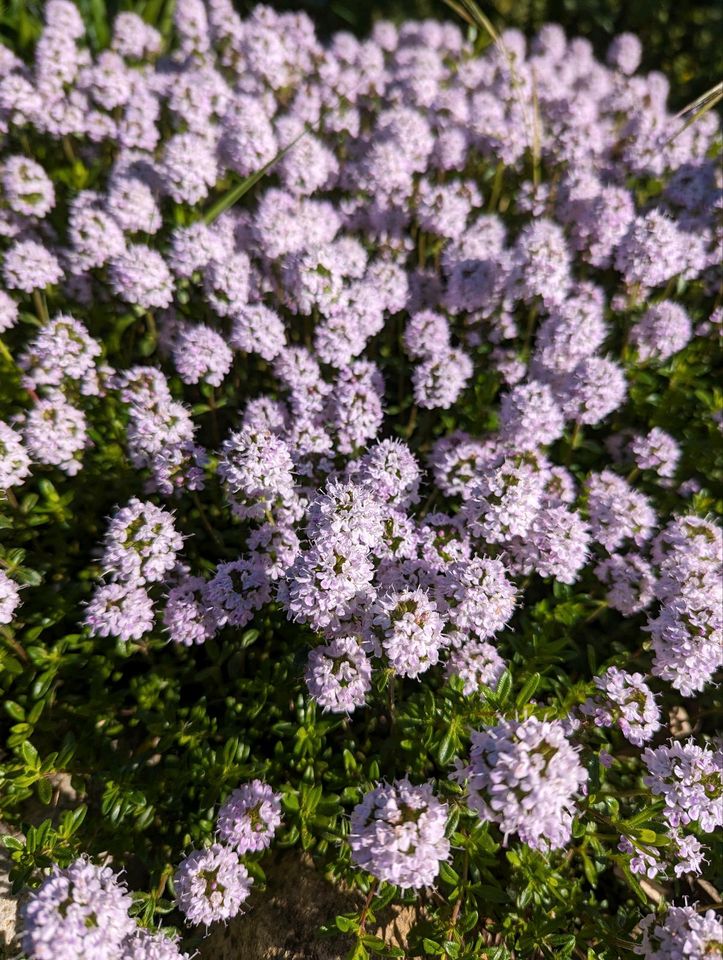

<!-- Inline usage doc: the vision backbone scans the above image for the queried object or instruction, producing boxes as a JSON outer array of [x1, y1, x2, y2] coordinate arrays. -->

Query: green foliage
[[0, 2, 721, 959]]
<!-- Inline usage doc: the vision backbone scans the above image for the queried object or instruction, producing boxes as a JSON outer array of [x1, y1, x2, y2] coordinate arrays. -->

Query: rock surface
[[198, 852, 422, 959], [0, 831, 20, 960], [199, 851, 358, 960]]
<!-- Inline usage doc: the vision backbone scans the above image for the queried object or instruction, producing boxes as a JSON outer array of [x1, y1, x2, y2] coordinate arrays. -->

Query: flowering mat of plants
[[0, 0, 721, 958]]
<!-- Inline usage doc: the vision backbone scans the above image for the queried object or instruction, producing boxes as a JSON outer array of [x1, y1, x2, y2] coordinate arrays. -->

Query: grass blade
[[203, 123, 313, 225], [667, 80, 723, 144]]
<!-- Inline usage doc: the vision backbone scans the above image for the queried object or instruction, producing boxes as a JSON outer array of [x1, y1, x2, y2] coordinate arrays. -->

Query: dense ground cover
[[0, 2, 721, 959]]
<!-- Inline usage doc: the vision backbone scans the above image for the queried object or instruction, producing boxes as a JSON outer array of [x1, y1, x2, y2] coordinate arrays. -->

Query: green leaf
[[580, 851, 598, 887], [20, 739, 40, 768], [335, 915, 358, 934], [37, 777, 52, 804], [436, 730, 457, 766], [4, 700, 25, 722], [345, 943, 369, 960], [495, 670, 512, 704], [618, 860, 651, 905], [635, 828, 658, 845], [1, 836, 23, 851], [439, 861, 460, 885], [547, 934, 577, 952], [515, 672, 541, 709], [422, 939, 444, 956], [69, 805, 87, 833], [361, 935, 388, 949], [471, 883, 508, 903], [240, 628, 260, 649]]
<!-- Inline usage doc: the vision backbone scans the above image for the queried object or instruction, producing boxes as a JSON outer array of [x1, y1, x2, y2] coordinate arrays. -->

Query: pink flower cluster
[[20, 858, 192, 960], [174, 778, 281, 926]]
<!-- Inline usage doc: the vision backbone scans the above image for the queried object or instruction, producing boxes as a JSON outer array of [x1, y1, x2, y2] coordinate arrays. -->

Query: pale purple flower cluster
[[630, 428, 681, 479], [19, 392, 88, 476], [205, 557, 271, 629], [109, 245, 174, 309], [466, 454, 548, 544], [305, 636, 373, 713], [3, 239, 63, 292], [585, 471, 656, 552], [99, 497, 183, 584], [118, 367, 206, 497], [163, 575, 216, 646], [0, 569, 21, 625], [173, 843, 252, 927], [20, 855, 195, 960], [349, 779, 450, 889], [19, 314, 102, 396], [0, 419, 31, 489], [646, 516, 723, 695], [499, 381, 564, 450], [636, 904, 723, 960], [453, 717, 588, 850], [581, 667, 661, 746], [20, 858, 135, 960], [444, 556, 517, 637], [172, 323, 233, 387], [84, 582, 155, 642], [369, 588, 446, 678], [631, 302, 693, 363], [619, 830, 707, 881], [2, 155, 55, 217], [445, 641, 506, 695], [595, 553, 656, 615], [0, 290, 19, 332], [82, 499, 183, 642], [522, 506, 591, 584], [174, 778, 281, 925], [218, 428, 295, 521], [642, 740, 722, 834], [121, 929, 193, 960], [216, 779, 283, 854]]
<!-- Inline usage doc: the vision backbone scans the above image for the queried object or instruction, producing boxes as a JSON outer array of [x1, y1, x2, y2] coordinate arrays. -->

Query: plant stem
[[208, 387, 220, 447], [488, 160, 504, 211], [585, 600, 608, 623], [32, 289, 49, 324], [522, 303, 538, 356], [359, 878, 379, 933], [387, 676, 396, 730], [62, 136, 77, 164], [565, 421, 582, 465], [192, 493, 222, 548], [155, 865, 172, 899], [405, 404, 418, 439], [448, 848, 469, 934], [418, 230, 427, 268]]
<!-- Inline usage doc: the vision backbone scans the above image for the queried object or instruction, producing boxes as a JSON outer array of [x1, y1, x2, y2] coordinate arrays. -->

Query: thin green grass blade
[[203, 124, 313, 225], [674, 80, 723, 119], [442, 0, 475, 27], [667, 80, 723, 144], [444, 0, 540, 173], [444, 0, 501, 43]]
